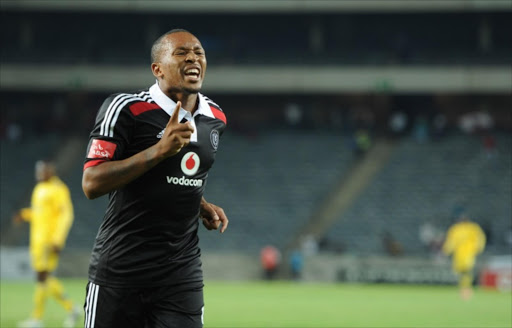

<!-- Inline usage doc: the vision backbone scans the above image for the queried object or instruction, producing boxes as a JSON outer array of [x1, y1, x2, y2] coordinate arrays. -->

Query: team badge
[[210, 130, 219, 150], [181, 152, 200, 176]]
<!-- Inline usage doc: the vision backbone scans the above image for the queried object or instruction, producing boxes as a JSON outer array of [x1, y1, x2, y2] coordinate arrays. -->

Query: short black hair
[[151, 28, 193, 63]]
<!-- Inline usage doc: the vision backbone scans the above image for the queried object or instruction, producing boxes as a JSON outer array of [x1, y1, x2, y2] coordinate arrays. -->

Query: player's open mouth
[[184, 67, 201, 81]]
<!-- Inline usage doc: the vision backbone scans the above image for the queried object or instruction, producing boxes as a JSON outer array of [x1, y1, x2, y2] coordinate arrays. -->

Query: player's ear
[[151, 63, 163, 79]]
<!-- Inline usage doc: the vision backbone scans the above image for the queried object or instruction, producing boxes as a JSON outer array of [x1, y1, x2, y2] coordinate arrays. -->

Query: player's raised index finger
[[169, 101, 182, 124], [220, 217, 228, 233], [214, 207, 228, 233]]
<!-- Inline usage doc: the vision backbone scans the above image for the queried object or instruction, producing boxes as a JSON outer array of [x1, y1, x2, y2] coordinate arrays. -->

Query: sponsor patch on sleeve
[[87, 139, 117, 159]]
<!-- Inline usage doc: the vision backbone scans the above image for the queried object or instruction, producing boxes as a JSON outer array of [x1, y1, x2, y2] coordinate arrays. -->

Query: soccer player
[[13, 160, 79, 328], [442, 214, 486, 300], [81, 29, 228, 328]]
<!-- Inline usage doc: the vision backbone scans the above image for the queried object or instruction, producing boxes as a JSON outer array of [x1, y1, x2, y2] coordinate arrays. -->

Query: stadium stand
[[324, 132, 512, 256], [1, 11, 511, 66], [0, 136, 60, 240], [198, 131, 355, 253]]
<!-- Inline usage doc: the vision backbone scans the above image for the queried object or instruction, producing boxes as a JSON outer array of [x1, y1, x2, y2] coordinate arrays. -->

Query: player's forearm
[[83, 145, 166, 199], [441, 241, 452, 255], [53, 207, 73, 246], [20, 208, 32, 221]]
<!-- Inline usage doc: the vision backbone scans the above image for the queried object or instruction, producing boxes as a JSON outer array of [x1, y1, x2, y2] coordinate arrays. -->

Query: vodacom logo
[[181, 152, 200, 176]]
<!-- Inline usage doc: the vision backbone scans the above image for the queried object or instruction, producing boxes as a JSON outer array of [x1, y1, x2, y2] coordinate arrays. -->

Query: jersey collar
[[149, 82, 215, 142], [149, 82, 215, 120]]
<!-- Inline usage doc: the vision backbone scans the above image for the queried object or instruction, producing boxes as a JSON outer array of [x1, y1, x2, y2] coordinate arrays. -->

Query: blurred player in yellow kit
[[13, 161, 79, 328], [442, 214, 486, 300]]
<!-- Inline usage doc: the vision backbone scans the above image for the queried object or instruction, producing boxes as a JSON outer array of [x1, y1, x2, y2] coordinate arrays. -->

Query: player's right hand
[[158, 101, 195, 157]]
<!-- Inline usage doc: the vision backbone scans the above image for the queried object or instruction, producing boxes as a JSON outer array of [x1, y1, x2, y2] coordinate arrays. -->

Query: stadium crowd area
[[1, 92, 511, 257], [2, 11, 511, 65]]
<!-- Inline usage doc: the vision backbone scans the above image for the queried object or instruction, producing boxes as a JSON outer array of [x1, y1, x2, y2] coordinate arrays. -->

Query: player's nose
[[185, 52, 198, 63]]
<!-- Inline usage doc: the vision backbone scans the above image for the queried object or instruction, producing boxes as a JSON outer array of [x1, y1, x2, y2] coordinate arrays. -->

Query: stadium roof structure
[[2, 0, 511, 13]]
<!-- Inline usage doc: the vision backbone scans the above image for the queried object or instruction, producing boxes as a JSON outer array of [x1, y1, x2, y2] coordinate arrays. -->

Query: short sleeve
[[84, 93, 136, 170]]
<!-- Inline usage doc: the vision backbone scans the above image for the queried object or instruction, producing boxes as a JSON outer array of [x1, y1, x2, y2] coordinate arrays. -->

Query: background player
[[81, 29, 228, 327], [13, 160, 79, 328], [442, 214, 487, 300]]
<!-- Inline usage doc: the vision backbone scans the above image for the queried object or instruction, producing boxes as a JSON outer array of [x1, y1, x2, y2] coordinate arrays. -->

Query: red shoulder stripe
[[129, 102, 161, 116], [209, 106, 227, 124]]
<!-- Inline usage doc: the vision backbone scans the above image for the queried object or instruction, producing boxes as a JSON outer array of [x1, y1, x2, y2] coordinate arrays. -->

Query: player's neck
[[168, 92, 199, 113]]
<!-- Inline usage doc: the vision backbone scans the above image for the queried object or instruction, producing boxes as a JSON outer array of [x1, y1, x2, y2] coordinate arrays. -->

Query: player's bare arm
[[83, 101, 194, 199], [200, 197, 229, 233]]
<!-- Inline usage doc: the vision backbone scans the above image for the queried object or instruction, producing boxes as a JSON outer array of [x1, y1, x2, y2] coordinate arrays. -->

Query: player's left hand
[[200, 199, 228, 233]]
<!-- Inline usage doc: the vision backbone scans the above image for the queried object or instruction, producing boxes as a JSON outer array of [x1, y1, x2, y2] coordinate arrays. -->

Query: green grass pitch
[[1, 279, 511, 327]]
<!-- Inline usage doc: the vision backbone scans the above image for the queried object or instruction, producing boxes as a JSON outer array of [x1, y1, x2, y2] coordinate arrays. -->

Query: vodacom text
[[166, 176, 203, 187]]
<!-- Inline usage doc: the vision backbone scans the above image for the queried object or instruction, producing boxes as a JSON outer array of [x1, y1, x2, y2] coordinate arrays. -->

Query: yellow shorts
[[453, 254, 476, 274], [30, 245, 59, 272]]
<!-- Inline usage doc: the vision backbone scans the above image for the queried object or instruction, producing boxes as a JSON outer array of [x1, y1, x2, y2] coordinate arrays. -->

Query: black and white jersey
[[84, 83, 226, 288]]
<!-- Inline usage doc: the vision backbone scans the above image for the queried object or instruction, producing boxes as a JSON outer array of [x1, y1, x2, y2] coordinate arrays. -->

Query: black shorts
[[83, 282, 204, 328]]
